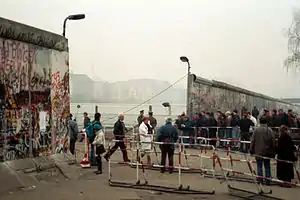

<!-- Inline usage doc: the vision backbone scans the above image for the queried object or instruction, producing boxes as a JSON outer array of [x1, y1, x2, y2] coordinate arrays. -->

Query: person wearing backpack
[[86, 113, 102, 166], [69, 114, 79, 155], [156, 117, 178, 174]]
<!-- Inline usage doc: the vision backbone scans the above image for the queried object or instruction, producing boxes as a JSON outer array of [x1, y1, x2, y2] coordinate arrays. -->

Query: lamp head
[[68, 14, 85, 20], [162, 102, 170, 108], [180, 56, 189, 63]]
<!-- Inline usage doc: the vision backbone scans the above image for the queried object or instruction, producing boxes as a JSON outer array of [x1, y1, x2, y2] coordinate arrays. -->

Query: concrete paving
[[0, 142, 299, 200]]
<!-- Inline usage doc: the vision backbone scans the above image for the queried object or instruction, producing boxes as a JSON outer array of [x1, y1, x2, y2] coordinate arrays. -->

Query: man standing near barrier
[[250, 116, 275, 185], [252, 106, 259, 120], [104, 113, 130, 162], [137, 110, 144, 126], [238, 113, 254, 153], [148, 111, 157, 133], [230, 110, 240, 148], [156, 117, 178, 173]]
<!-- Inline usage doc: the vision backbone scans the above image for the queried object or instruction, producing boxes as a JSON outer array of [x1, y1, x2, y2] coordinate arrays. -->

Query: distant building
[[70, 74, 186, 104], [70, 74, 94, 102]]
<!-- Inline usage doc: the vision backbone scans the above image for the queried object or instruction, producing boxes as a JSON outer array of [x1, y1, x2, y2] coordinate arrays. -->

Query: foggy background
[[0, 0, 299, 98]]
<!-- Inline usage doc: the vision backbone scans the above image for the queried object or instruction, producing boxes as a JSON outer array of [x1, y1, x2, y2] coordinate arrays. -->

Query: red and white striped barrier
[[80, 129, 91, 168]]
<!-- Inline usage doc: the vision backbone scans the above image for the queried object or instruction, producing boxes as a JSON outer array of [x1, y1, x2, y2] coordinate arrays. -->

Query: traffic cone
[[80, 130, 91, 168], [80, 153, 91, 168]]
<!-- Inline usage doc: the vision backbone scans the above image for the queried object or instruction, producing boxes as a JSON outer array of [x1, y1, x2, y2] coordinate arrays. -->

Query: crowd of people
[[68, 107, 299, 187], [174, 108, 300, 150]]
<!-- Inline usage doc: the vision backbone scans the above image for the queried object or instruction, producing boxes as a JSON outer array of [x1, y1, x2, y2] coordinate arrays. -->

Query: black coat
[[252, 108, 259, 119], [276, 134, 297, 182], [238, 118, 254, 133], [206, 117, 218, 146], [230, 115, 240, 127], [113, 119, 126, 140], [277, 114, 290, 127]]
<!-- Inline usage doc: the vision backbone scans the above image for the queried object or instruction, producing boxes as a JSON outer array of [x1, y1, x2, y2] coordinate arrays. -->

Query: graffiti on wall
[[188, 74, 300, 117], [0, 38, 69, 162], [51, 69, 70, 149]]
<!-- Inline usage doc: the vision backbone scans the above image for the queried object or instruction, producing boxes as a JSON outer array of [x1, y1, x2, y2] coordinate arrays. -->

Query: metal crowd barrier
[[67, 122, 300, 199], [106, 137, 299, 199], [108, 139, 216, 194]]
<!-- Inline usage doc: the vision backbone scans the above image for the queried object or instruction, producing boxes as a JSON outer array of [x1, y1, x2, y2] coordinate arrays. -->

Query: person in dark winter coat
[[206, 112, 218, 147], [156, 117, 178, 173], [175, 115, 183, 129], [277, 109, 290, 127], [69, 114, 79, 155], [270, 110, 279, 127], [250, 116, 276, 185], [217, 111, 227, 147], [181, 115, 193, 146], [252, 106, 259, 119], [276, 125, 297, 187], [230, 110, 240, 147], [263, 109, 272, 126], [83, 112, 91, 128], [238, 113, 254, 153], [288, 110, 296, 127], [104, 113, 130, 162], [198, 111, 208, 143]]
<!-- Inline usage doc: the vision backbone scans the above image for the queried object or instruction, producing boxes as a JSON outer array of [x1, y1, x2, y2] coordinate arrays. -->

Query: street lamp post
[[162, 102, 172, 116], [180, 56, 191, 118], [62, 14, 85, 37]]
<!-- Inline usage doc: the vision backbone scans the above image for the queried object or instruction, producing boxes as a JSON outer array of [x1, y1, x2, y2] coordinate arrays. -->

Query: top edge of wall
[[191, 73, 300, 108], [0, 17, 68, 52]]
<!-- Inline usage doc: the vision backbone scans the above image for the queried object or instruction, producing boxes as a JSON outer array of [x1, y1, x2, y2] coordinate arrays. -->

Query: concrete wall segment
[[0, 17, 68, 52], [189, 74, 300, 117], [0, 17, 69, 162]]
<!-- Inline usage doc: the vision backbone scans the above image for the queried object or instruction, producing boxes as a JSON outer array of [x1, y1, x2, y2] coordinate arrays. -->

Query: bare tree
[[285, 10, 300, 70]]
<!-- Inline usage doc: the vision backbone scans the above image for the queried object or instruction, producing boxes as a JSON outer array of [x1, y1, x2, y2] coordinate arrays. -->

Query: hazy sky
[[1, 0, 299, 98]]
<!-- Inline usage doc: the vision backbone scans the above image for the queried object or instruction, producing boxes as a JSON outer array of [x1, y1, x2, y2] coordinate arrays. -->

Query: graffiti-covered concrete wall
[[0, 17, 69, 161], [188, 74, 300, 118]]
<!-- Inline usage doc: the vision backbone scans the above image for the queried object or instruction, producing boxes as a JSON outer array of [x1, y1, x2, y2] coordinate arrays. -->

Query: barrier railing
[[73, 125, 300, 198], [107, 137, 300, 198], [108, 139, 217, 194]]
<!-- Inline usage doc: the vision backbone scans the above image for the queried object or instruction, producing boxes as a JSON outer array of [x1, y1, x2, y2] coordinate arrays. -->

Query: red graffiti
[[0, 41, 37, 73], [31, 94, 47, 104]]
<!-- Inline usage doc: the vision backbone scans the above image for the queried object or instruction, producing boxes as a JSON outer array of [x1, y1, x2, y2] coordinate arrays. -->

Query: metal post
[[168, 105, 172, 116], [95, 105, 98, 113], [149, 105, 152, 113], [186, 62, 191, 118], [178, 140, 182, 188], [108, 145, 111, 181], [136, 148, 140, 183]]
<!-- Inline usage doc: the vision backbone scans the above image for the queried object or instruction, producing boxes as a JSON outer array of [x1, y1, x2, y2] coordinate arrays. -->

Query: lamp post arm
[[62, 17, 69, 36]]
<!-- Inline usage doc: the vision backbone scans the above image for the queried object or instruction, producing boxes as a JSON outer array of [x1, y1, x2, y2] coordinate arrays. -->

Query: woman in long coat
[[139, 116, 153, 164], [276, 125, 298, 187]]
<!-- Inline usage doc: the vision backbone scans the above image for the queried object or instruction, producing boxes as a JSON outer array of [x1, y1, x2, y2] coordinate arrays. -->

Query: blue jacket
[[156, 122, 178, 148], [69, 119, 79, 140]]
